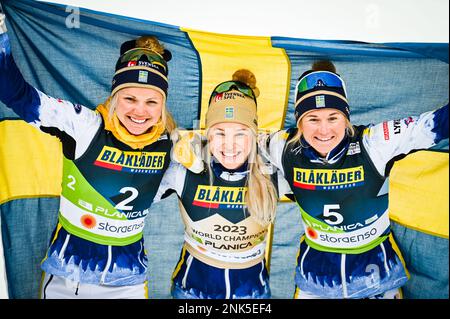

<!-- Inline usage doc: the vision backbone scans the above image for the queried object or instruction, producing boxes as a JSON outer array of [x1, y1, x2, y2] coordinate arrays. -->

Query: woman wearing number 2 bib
[[154, 69, 278, 299], [1, 13, 176, 298], [260, 61, 448, 299]]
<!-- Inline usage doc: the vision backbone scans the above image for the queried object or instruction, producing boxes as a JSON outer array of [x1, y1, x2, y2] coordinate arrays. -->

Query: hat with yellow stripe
[[294, 60, 350, 122], [111, 36, 172, 98], [206, 69, 259, 132]]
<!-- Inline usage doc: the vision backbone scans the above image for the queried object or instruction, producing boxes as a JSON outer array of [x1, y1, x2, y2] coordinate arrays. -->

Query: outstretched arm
[[153, 162, 187, 203], [258, 130, 289, 177], [363, 103, 449, 176], [0, 9, 6, 34], [0, 15, 41, 123], [0, 14, 101, 159]]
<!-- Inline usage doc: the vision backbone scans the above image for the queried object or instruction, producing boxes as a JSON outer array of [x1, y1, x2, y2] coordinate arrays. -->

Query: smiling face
[[299, 108, 347, 157], [115, 87, 164, 135], [208, 122, 253, 170]]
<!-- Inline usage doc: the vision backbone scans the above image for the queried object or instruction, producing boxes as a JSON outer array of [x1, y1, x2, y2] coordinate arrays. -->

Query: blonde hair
[[287, 115, 355, 149], [108, 91, 176, 134], [206, 128, 278, 227]]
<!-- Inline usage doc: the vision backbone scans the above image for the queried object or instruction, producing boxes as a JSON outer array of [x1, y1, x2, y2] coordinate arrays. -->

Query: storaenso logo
[[98, 220, 145, 234], [319, 228, 378, 244]]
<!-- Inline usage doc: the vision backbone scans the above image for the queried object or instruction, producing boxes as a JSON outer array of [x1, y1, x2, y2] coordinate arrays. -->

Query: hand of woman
[[172, 130, 205, 173]]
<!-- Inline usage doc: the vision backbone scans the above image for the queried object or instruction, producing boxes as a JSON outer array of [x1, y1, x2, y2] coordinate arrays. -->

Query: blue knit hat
[[294, 61, 349, 122], [111, 36, 172, 98]]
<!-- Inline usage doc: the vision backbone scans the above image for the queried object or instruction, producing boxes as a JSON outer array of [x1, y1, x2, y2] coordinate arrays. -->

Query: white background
[[39, 0, 449, 42]]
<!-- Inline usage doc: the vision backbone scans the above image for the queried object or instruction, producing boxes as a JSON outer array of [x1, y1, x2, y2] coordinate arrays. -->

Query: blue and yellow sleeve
[[0, 25, 41, 123]]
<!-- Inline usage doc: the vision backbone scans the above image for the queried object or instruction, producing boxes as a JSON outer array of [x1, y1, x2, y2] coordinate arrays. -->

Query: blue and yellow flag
[[0, 0, 448, 298]]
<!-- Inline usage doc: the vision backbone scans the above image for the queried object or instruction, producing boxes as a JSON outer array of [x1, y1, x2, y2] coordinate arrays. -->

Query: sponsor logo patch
[[347, 142, 361, 155], [404, 116, 415, 127], [225, 106, 234, 119], [383, 121, 390, 140], [315, 95, 326, 108], [393, 119, 401, 134], [80, 214, 96, 229], [193, 185, 247, 209], [214, 92, 224, 102], [94, 146, 166, 174], [138, 70, 148, 83], [293, 166, 365, 190], [73, 103, 82, 114]]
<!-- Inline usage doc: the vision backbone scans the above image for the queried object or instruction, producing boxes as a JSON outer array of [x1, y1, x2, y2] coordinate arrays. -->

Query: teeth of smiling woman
[[317, 137, 332, 141], [223, 152, 239, 157], [130, 117, 146, 124]]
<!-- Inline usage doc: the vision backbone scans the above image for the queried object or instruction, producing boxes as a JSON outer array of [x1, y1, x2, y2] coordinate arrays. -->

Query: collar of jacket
[[96, 99, 165, 150]]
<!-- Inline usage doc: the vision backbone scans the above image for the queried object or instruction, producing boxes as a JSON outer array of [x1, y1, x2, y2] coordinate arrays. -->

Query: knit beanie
[[206, 69, 259, 132], [294, 60, 350, 122], [111, 36, 172, 98]]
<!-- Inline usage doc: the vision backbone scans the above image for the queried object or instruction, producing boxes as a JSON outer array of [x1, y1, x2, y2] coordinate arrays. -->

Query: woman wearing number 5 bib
[[0, 14, 176, 298], [259, 60, 448, 299], [154, 69, 279, 299]]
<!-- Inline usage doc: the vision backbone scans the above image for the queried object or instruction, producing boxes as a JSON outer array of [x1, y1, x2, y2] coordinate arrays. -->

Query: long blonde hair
[[206, 128, 278, 227], [108, 92, 176, 134]]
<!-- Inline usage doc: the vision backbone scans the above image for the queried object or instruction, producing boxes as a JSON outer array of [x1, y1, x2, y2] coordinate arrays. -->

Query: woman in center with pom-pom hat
[[154, 69, 279, 299], [0, 16, 176, 298]]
